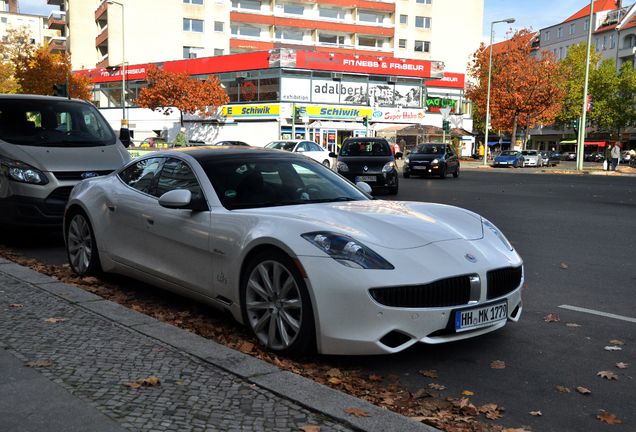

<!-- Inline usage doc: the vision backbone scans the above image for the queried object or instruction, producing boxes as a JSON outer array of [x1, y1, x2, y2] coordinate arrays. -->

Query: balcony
[[48, 11, 66, 30], [95, 0, 108, 21], [47, 36, 67, 53], [230, 36, 393, 57]]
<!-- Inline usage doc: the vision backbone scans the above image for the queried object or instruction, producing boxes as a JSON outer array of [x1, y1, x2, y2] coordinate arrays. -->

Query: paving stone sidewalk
[[0, 259, 434, 432]]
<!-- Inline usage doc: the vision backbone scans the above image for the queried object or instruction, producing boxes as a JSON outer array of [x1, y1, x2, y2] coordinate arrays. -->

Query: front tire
[[322, 159, 331, 168], [439, 166, 447, 179], [241, 250, 315, 356], [65, 211, 101, 276], [453, 166, 460, 178]]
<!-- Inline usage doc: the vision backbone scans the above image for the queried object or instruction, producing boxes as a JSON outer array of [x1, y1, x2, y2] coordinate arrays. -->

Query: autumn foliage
[[14, 47, 92, 100], [467, 29, 565, 145], [136, 65, 229, 124]]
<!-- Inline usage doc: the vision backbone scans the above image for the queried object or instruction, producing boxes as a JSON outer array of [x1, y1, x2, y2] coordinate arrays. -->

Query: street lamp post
[[107, 0, 126, 126], [576, 0, 595, 171], [483, 17, 516, 166]]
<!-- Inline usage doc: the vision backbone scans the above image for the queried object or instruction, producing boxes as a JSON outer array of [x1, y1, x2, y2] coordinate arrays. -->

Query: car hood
[[407, 154, 443, 162], [246, 200, 483, 249], [4, 143, 130, 172], [495, 155, 518, 161]]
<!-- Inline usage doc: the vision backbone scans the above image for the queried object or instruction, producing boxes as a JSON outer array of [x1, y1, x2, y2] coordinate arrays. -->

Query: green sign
[[425, 97, 456, 112]]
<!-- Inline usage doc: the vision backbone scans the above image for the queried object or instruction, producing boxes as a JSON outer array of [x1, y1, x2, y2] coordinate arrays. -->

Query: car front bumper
[[339, 170, 398, 188], [404, 162, 444, 175], [299, 238, 524, 355]]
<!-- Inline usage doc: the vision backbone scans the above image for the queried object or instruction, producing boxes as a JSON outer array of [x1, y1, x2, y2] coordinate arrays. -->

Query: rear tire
[[240, 250, 315, 356], [453, 166, 460, 178], [65, 211, 101, 276]]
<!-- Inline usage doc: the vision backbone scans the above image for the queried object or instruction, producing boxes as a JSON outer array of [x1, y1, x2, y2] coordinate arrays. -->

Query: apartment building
[[0, 0, 47, 47], [47, 0, 483, 76]]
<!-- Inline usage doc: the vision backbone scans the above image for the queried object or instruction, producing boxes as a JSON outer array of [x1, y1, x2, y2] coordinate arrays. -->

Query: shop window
[[257, 77, 280, 101], [183, 18, 204, 32]]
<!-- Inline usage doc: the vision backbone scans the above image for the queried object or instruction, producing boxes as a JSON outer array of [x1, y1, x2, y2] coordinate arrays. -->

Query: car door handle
[[107, 204, 115, 212]]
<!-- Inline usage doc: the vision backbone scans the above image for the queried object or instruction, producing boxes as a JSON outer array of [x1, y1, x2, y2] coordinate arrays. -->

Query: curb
[[0, 259, 438, 432]]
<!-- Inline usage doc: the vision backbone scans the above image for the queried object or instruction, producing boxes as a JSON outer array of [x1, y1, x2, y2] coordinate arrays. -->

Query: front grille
[[44, 186, 74, 214], [487, 266, 522, 300], [53, 170, 113, 181], [369, 275, 471, 308]]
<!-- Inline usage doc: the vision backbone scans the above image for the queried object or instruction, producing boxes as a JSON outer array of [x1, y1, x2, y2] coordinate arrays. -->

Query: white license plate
[[455, 301, 507, 332], [355, 175, 376, 182], [412, 166, 428, 170]]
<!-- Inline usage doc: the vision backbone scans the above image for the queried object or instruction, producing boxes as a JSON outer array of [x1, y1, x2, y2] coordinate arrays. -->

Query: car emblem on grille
[[464, 253, 477, 263], [363, 165, 368, 172], [81, 172, 99, 179]]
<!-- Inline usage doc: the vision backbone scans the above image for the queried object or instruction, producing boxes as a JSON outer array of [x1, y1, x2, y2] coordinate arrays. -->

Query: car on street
[[543, 151, 561, 167], [64, 147, 524, 356], [492, 150, 524, 168], [0, 95, 131, 226], [402, 143, 460, 179], [212, 140, 250, 146], [265, 140, 331, 167], [584, 151, 604, 162], [560, 151, 577, 161], [521, 150, 542, 167], [332, 137, 400, 194]]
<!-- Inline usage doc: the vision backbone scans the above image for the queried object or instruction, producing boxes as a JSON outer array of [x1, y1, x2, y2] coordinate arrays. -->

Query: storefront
[[79, 49, 471, 147]]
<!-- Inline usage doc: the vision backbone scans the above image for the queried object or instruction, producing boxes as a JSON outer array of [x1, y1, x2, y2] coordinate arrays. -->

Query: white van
[[0, 95, 131, 226]]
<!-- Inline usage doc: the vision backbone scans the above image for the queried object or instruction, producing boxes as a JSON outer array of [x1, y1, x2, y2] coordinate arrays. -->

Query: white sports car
[[64, 147, 523, 355]]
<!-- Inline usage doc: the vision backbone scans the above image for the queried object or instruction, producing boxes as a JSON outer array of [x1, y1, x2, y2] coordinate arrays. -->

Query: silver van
[[0, 95, 131, 226]]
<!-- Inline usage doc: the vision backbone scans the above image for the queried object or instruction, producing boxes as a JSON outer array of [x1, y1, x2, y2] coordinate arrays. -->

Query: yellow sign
[[299, 105, 373, 119], [223, 104, 280, 117]]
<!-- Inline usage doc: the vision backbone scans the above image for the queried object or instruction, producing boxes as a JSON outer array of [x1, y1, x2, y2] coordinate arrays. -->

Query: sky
[[483, 0, 600, 42], [16, 0, 57, 15]]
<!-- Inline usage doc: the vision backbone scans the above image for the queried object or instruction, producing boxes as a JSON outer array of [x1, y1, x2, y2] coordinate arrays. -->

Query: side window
[[308, 142, 322, 152], [118, 157, 164, 195], [297, 142, 309, 152], [155, 158, 205, 203]]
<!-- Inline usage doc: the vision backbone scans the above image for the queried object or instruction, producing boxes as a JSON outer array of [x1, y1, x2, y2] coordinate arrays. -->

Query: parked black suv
[[403, 143, 460, 179], [331, 137, 400, 195]]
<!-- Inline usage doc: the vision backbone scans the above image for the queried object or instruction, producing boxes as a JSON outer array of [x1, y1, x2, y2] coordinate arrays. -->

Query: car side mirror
[[329, 152, 337, 158], [159, 189, 192, 209], [395, 152, 403, 159], [119, 127, 132, 148], [356, 181, 373, 195]]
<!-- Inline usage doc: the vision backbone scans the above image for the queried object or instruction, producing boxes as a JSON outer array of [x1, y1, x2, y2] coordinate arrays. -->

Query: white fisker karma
[[64, 147, 523, 355]]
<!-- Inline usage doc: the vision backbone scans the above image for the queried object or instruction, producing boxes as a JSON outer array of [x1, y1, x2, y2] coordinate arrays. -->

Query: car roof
[[144, 146, 309, 163], [343, 137, 388, 143], [0, 94, 86, 103]]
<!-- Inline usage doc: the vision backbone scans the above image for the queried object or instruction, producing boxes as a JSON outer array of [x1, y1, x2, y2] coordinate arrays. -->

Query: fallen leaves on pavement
[[44, 317, 68, 324], [597, 371, 618, 380], [597, 411, 622, 425], [615, 362, 629, 369], [9, 303, 23, 308], [604, 346, 622, 351], [25, 359, 53, 368], [344, 407, 369, 417], [299, 425, 321, 432], [124, 375, 161, 389], [490, 360, 506, 369], [418, 369, 438, 379], [608, 339, 624, 346], [559, 262, 569, 269], [543, 313, 560, 323], [529, 410, 542, 416], [575, 386, 591, 395], [555, 385, 571, 393]]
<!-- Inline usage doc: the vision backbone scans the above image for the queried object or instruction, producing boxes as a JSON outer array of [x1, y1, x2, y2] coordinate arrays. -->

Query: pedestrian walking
[[604, 143, 612, 171], [611, 141, 621, 170]]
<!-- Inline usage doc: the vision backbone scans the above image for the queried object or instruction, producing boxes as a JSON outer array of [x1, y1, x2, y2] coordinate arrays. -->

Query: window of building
[[214, 21, 224, 32], [569, 23, 575, 35], [558, 26, 563, 38], [414, 40, 430, 52], [415, 16, 431, 29], [275, 28, 304, 41], [318, 33, 345, 46], [559, 46, 564, 59], [603, 35, 607, 50], [359, 11, 385, 24], [399, 38, 406, 49], [214, 48, 224, 56], [0, 17, 7, 23], [584, 19, 589, 31], [610, 33, 616, 49], [231, 0, 261, 11], [183, 0, 204, 4], [318, 6, 346, 20], [231, 23, 261, 37], [183, 46, 204, 58], [416, 0, 432, 4], [283, 3, 304, 15], [358, 36, 386, 48], [400, 14, 407, 24], [183, 18, 204, 32], [544, 30, 550, 41]]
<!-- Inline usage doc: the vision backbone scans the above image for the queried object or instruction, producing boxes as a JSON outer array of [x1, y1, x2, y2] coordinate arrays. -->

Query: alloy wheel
[[67, 214, 93, 274], [245, 260, 303, 350]]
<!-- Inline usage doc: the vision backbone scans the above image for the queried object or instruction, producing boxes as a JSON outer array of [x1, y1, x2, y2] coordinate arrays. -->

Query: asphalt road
[[1, 169, 635, 431]]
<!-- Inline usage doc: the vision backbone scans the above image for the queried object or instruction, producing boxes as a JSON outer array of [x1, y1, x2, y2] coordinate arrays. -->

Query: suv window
[[118, 157, 164, 195], [413, 144, 445, 155], [155, 158, 205, 204], [0, 98, 116, 147], [340, 139, 391, 156]]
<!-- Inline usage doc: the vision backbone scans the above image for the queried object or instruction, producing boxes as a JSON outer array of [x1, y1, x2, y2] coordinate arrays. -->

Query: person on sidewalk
[[611, 141, 621, 171], [604, 143, 612, 171]]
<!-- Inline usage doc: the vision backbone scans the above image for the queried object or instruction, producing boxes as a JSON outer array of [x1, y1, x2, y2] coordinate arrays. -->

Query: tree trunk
[[510, 115, 518, 150], [180, 110, 183, 126]]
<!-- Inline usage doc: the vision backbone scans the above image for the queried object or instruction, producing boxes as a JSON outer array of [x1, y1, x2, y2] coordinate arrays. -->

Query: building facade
[[47, 0, 483, 77]]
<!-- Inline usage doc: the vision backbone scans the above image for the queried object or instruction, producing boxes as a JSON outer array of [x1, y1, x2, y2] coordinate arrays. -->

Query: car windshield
[[521, 151, 537, 156], [265, 141, 296, 151], [500, 151, 519, 156], [413, 144, 446, 155], [201, 157, 369, 210], [340, 140, 391, 156], [0, 98, 116, 147]]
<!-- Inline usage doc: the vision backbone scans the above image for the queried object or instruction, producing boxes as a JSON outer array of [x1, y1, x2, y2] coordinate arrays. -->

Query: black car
[[541, 151, 560, 167], [403, 143, 460, 179], [331, 137, 400, 195]]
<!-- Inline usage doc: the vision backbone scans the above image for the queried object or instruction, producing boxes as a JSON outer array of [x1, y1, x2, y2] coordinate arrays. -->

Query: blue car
[[493, 150, 524, 168]]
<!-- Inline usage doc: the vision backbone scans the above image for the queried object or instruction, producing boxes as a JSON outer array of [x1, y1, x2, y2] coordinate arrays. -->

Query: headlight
[[337, 161, 349, 172], [482, 218, 513, 251], [404, 157, 410, 164], [432, 158, 439, 164], [382, 161, 395, 173], [302, 232, 394, 269], [1, 159, 48, 185]]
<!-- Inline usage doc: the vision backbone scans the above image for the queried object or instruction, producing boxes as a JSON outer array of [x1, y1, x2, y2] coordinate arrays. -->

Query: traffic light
[[362, 116, 369, 127], [442, 120, 450, 133], [570, 118, 579, 130], [53, 83, 67, 97]]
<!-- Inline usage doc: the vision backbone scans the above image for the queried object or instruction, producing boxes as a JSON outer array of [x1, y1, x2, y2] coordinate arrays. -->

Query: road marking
[[559, 305, 636, 323]]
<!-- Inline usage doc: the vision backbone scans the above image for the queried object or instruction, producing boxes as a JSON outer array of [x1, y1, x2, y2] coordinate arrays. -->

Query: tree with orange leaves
[[467, 29, 565, 148], [14, 46, 92, 100], [136, 65, 229, 125]]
